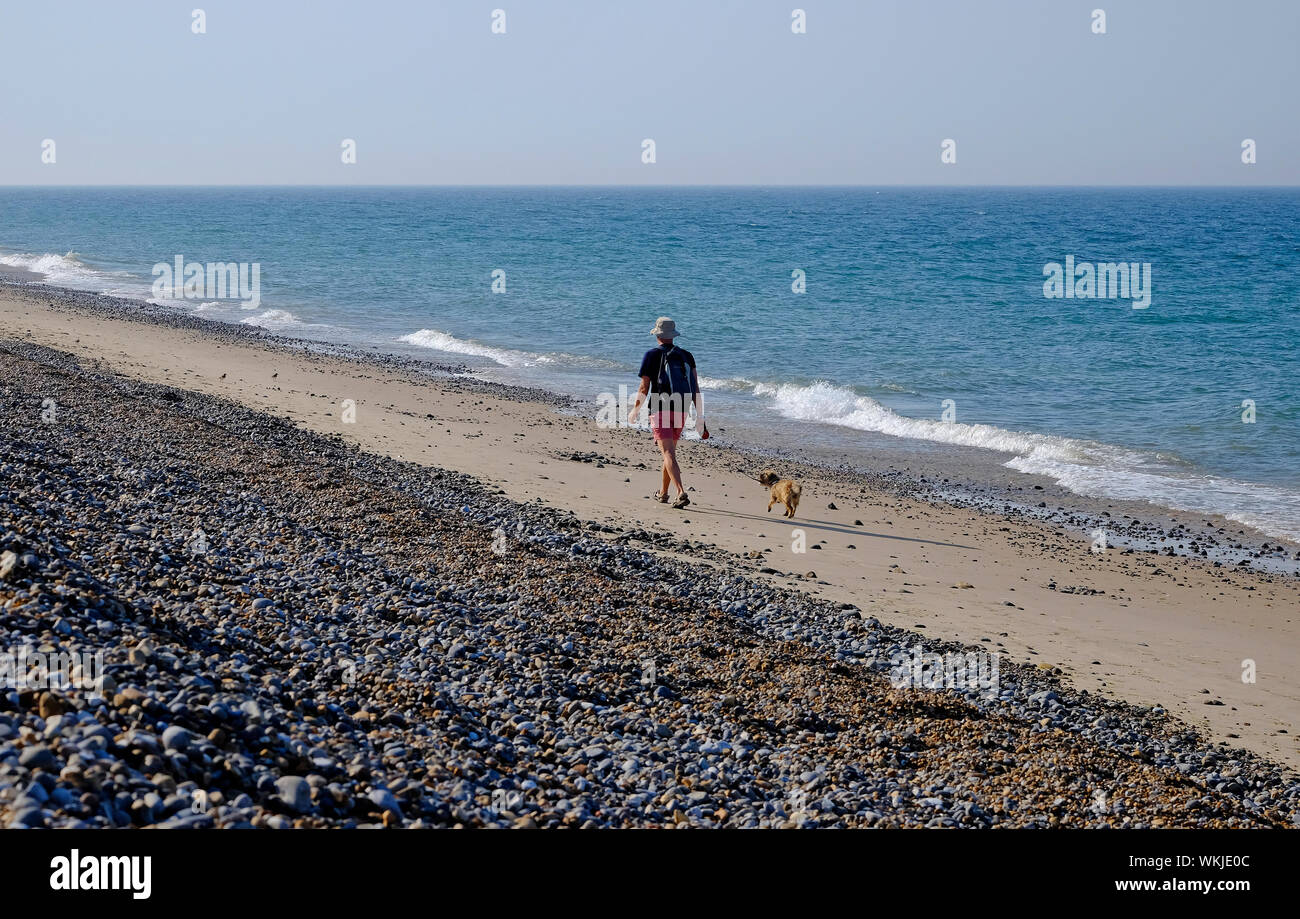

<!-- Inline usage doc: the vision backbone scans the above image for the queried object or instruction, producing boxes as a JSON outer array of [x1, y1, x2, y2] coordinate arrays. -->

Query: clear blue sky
[[2, 0, 1295, 185]]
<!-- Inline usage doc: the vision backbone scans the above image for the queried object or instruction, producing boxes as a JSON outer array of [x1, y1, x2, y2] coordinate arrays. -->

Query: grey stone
[[162, 726, 194, 752], [275, 775, 313, 813], [18, 746, 58, 771]]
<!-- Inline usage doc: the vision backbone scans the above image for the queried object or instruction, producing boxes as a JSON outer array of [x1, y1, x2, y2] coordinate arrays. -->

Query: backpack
[[656, 345, 694, 414]]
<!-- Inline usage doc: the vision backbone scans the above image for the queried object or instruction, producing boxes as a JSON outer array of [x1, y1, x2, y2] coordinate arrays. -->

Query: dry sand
[[3, 289, 1296, 770]]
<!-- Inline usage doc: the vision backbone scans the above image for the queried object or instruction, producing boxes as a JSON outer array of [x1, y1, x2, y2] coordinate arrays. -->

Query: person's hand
[[627, 409, 638, 426]]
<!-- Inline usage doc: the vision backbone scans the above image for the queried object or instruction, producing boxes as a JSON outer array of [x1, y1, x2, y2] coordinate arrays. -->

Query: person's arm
[[628, 376, 651, 425], [691, 367, 709, 439]]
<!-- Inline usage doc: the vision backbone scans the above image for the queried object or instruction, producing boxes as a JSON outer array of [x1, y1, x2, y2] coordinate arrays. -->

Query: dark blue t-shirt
[[638, 344, 698, 392], [638, 344, 698, 413]]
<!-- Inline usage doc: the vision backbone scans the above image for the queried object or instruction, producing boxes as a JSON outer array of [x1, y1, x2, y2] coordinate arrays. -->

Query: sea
[[3, 186, 1298, 543]]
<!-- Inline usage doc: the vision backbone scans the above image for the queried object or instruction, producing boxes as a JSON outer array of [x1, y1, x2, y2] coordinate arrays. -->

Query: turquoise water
[[2, 187, 1298, 540]]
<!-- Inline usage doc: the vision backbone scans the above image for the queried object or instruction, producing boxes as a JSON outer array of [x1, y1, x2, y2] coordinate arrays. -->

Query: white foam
[[400, 329, 548, 367], [754, 380, 1300, 543], [239, 309, 305, 330], [1007, 450, 1300, 543], [753, 380, 1094, 458], [399, 328, 624, 371], [697, 374, 756, 392], [0, 251, 129, 290]]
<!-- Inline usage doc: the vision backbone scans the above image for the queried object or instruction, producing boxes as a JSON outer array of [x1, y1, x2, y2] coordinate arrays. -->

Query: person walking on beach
[[627, 317, 708, 508]]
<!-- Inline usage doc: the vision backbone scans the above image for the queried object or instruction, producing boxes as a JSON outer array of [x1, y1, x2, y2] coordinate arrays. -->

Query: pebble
[[18, 746, 58, 771], [161, 726, 194, 752], [0, 318, 1294, 830], [275, 776, 313, 814], [368, 789, 402, 817]]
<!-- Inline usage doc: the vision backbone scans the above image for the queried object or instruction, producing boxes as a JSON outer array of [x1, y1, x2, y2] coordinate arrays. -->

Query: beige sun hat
[[651, 316, 681, 339]]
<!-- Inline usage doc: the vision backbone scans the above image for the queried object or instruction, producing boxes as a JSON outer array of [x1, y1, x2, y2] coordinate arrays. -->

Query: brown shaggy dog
[[758, 469, 802, 518]]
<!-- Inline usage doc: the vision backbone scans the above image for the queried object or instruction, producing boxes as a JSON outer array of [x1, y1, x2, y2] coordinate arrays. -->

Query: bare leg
[[660, 438, 685, 494], [660, 448, 671, 497]]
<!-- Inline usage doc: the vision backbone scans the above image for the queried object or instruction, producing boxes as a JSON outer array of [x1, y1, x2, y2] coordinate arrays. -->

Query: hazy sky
[[2, 0, 1295, 185]]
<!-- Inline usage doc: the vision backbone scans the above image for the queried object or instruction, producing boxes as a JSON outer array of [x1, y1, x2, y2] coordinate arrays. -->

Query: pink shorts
[[650, 411, 686, 442]]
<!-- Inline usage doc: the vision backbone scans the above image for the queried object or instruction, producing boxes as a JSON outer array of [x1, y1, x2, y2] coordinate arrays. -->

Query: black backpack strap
[[658, 344, 674, 394]]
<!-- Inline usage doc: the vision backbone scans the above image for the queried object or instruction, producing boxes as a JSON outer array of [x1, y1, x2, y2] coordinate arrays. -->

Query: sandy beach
[[2, 282, 1297, 794]]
